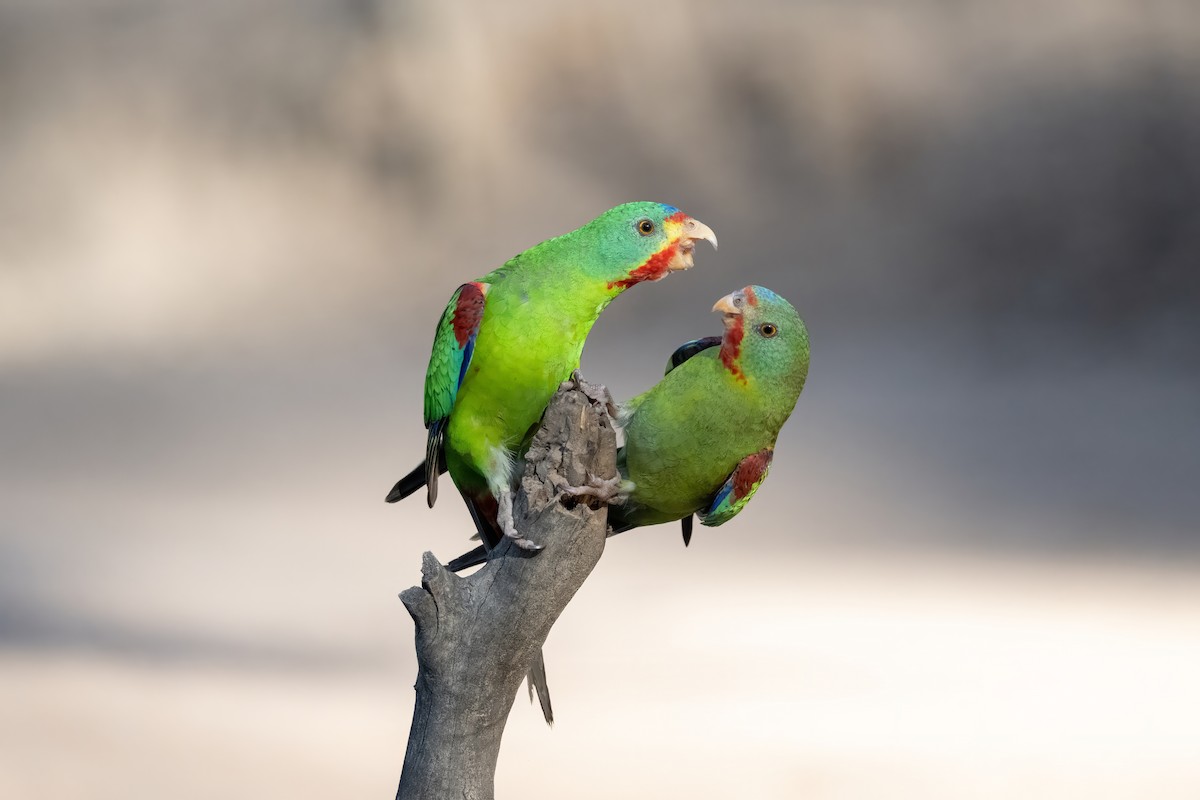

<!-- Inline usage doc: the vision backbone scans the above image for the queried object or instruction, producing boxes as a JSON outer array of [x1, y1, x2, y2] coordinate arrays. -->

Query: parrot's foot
[[560, 369, 617, 419], [553, 472, 628, 507], [497, 487, 543, 551]]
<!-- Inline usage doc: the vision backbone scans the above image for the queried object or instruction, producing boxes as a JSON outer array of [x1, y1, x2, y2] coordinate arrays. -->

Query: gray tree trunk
[[396, 384, 617, 800]]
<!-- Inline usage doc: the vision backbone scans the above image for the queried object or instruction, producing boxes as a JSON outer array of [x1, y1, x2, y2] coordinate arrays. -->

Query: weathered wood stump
[[396, 383, 617, 800]]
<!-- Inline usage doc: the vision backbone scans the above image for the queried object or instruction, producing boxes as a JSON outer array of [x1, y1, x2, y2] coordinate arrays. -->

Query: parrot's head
[[711, 285, 809, 390], [587, 202, 717, 291]]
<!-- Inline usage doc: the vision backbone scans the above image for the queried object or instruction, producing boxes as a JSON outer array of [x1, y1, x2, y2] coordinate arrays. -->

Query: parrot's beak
[[669, 217, 718, 272], [712, 289, 746, 317]]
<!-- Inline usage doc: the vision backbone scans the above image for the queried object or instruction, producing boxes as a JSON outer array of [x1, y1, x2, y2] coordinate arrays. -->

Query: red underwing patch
[[732, 449, 772, 500]]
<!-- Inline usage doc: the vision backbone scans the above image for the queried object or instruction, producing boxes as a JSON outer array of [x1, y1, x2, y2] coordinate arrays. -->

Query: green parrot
[[385, 201, 717, 547], [448, 283, 809, 562], [609, 284, 810, 541]]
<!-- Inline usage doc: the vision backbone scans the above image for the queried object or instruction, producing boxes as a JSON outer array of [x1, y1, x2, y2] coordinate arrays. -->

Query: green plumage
[[444, 284, 810, 569], [387, 201, 716, 548], [611, 285, 809, 535], [437, 203, 694, 506]]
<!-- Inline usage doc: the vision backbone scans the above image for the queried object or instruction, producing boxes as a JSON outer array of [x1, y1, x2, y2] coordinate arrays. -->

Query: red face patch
[[607, 243, 678, 291], [719, 314, 746, 383], [452, 282, 487, 347], [742, 286, 758, 307]]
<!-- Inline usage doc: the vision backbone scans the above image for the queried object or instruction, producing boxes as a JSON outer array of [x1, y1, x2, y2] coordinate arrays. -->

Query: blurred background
[[2, 0, 1199, 797]]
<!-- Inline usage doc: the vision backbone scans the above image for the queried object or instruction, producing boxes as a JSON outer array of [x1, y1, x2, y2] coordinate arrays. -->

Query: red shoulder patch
[[452, 282, 486, 347], [732, 449, 772, 500]]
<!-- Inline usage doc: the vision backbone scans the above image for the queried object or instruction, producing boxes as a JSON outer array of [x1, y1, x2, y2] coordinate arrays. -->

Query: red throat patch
[[720, 315, 746, 383], [607, 243, 679, 291], [452, 282, 487, 347]]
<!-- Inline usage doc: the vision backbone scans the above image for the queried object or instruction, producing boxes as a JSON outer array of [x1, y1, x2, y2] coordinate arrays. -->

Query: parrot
[[447, 284, 809, 563], [608, 284, 810, 541], [384, 202, 717, 724]]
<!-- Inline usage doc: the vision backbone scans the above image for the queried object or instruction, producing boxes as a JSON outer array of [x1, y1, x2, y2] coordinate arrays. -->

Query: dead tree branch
[[396, 383, 617, 800]]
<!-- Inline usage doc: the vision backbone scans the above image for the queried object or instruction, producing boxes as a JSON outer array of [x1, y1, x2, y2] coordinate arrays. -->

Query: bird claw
[[553, 472, 628, 506], [560, 369, 618, 419], [497, 488, 543, 551], [509, 534, 544, 552]]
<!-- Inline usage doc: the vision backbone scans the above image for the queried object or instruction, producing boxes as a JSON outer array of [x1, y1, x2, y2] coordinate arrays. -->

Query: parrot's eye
[[759, 323, 778, 338], [636, 219, 655, 235]]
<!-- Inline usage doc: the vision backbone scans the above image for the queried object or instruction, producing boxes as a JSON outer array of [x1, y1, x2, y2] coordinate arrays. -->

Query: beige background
[[2, 1, 1199, 797]]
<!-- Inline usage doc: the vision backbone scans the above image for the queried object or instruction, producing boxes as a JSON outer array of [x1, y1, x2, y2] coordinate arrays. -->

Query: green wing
[[419, 281, 488, 505], [424, 281, 488, 426], [618, 337, 722, 434], [658, 335, 725, 545], [697, 449, 774, 527]]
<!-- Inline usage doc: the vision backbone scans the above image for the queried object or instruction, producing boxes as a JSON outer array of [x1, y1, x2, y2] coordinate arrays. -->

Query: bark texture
[[396, 384, 617, 800]]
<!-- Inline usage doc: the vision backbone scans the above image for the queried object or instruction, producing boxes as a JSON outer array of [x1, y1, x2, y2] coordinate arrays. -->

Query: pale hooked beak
[[712, 288, 746, 316], [682, 217, 718, 251], [669, 217, 718, 272]]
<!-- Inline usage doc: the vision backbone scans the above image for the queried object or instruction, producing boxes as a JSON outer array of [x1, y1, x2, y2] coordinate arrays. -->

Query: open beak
[[712, 288, 746, 316], [668, 217, 718, 272]]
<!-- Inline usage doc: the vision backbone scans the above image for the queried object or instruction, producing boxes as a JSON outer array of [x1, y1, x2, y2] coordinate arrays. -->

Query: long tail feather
[[527, 649, 554, 726], [450, 513, 653, 569], [424, 420, 446, 508], [446, 544, 488, 572], [384, 424, 450, 506], [385, 461, 428, 503], [462, 493, 503, 551]]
